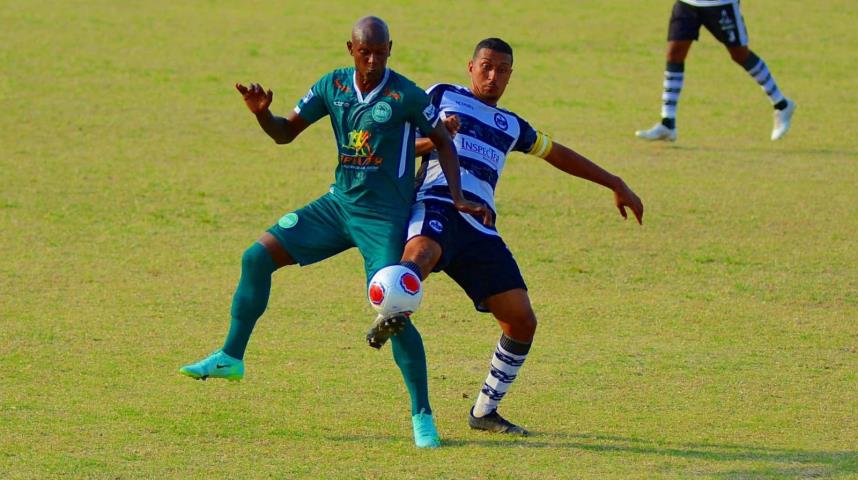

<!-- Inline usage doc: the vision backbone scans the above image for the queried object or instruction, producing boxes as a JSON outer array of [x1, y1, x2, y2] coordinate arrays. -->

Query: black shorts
[[407, 200, 527, 313], [668, 0, 748, 47]]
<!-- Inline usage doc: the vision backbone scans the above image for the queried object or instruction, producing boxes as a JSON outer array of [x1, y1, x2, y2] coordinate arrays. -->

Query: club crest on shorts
[[400, 272, 421, 295], [428, 219, 443, 233], [372, 102, 392, 123], [278, 212, 298, 229]]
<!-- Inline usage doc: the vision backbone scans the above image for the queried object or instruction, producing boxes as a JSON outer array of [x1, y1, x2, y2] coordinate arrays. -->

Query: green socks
[[391, 319, 432, 415], [222, 242, 277, 359]]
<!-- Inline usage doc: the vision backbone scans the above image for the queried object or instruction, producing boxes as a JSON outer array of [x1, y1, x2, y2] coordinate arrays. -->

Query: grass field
[[2, 0, 857, 478]]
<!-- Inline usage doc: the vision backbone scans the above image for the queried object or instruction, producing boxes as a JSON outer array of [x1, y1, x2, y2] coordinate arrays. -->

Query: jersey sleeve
[[293, 74, 330, 124], [407, 86, 440, 136], [512, 115, 552, 158], [416, 84, 448, 137]]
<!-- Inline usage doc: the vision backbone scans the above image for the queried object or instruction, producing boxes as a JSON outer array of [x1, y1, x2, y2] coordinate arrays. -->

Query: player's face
[[468, 48, 513, 105], [348, 40, 392, 84]]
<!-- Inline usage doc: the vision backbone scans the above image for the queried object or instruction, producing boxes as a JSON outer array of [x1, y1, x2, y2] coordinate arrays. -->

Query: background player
[[368, 38, 644, 435], [635, 0, 796, 142], [179, 16, 489, 448]]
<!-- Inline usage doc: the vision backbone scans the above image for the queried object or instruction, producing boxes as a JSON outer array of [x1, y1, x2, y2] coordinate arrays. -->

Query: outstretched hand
[[236, 83, 273, 115], [613, 180, 644, 225], [455, 199, 494, 227]]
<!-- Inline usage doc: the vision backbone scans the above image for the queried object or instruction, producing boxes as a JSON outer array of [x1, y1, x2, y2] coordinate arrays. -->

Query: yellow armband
[[527, 130, 553, 159]]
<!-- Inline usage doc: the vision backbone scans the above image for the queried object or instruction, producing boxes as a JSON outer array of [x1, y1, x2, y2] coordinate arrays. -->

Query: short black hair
[[473, 38, 513, 65]]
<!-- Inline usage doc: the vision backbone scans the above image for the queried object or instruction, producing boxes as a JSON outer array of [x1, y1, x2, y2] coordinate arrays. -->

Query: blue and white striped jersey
[[416, 83, 551, 236]]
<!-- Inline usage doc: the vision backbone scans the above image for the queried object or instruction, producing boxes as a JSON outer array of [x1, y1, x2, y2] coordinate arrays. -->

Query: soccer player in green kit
[[179, 16, 490, 448]]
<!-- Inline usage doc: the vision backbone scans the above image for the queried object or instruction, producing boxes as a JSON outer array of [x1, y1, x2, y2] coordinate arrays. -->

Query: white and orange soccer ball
[[367, 265, 423, 316]]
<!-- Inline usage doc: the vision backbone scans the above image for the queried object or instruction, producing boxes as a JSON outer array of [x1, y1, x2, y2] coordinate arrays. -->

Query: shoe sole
[[366, 315, 408, 349], [468, 410, 529, 436], [179, 368, 243, 381]]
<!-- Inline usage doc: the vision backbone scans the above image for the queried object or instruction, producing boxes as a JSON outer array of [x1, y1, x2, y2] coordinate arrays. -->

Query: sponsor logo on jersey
[[333, 100, 351, 108], [383, 87, 401, 101], [453, 99, 474, 110], [399, 272, 421, 295], [493, 112, 508, 131], [422, 104, 437, 122], [278, 212, 299, 229], [371, 102, 392, 123], [334, 78, 351, 92], [341, 130, 383, 167], [301, 89, 314, 104], [428, 219, 443, 233], [460, 136, 501, 166]]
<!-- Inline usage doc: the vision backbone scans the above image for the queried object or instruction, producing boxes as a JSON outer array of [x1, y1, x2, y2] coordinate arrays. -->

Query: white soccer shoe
[[635, 122, 677, 142], [771, 99, 797, 141]]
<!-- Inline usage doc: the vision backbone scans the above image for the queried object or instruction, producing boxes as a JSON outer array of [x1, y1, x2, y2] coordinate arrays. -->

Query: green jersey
[[294, 67, 440, 215]]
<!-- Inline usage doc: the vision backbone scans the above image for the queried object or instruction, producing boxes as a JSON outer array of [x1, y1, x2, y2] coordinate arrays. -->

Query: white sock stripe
[[494, 347, 526, 366], [747, 60, 785, 104], [489, 364, 517, 383]]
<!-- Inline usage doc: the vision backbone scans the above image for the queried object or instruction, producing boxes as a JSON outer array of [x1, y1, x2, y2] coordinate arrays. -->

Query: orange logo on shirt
[[341, 130, 383, 167], [334, 78, 351, 93], [383, 87, 401, 101]]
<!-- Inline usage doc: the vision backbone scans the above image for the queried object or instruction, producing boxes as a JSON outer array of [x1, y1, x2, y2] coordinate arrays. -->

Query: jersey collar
[[352, 68, 390, 104]]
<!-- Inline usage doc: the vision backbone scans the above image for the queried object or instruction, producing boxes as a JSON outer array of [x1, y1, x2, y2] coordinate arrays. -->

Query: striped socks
[[472, 334, 531, 417], [660, 62, 684, 129], [743, 51, 787, 110]]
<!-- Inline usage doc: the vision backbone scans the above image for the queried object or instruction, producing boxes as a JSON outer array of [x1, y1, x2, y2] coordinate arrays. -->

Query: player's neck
[[355, 69, 386, 94], [469, 86, 499, 106]]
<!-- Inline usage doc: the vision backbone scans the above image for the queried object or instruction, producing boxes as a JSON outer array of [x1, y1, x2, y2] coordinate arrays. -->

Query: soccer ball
[[367, 265, 423, 316]]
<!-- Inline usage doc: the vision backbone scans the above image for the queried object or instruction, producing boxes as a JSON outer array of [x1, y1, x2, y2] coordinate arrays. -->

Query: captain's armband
[[527, 130, 553, 159]]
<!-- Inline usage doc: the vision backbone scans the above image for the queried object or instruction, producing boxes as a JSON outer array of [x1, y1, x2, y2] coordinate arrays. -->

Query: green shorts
[[267, 192, 408, 281]]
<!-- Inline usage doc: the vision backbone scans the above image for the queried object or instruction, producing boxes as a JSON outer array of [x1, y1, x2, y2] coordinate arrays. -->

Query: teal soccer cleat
[[411, 409, 441, 448], [179, 350, 244, 381]]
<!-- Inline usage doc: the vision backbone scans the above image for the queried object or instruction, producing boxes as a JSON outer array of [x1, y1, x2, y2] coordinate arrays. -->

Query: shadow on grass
[[326, 431, 856, 477], [667, 145, 858, 157], [457, 432, 856, 477]]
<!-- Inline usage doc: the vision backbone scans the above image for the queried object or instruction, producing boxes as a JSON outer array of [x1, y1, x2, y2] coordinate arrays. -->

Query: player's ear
[[388, 40, 393, 56], [346, 41, 353, 55], [467, 59, 474, 73]]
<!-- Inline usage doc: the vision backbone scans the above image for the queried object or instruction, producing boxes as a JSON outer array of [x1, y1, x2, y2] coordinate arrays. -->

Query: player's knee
[[241, 243, 276, 274], [402, 237, 441, 278], [521, 311, 538, 336], [728, 47, 750, 65], [506, 309, 537, 340]]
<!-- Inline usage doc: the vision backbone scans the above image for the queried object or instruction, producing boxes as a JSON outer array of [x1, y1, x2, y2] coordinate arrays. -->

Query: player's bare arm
[[235, 83, 310, 144], [543, 142, 644, 224], [415, 114, 460, 156], [426, 121, 494, 226]]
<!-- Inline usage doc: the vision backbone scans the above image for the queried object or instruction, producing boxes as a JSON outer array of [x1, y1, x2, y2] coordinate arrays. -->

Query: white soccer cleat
[[771, 99, 796, 141], [635, 122, 677, 142]]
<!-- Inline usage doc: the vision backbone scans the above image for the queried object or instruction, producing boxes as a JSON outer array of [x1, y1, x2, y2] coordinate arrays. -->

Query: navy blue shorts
[[668, 0, 748, 47], [407, 200, 527, 312]]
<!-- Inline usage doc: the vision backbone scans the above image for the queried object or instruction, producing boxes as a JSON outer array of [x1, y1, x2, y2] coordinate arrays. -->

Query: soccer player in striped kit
[[636, 0, 796, 141], [366, 38, 644, 435]]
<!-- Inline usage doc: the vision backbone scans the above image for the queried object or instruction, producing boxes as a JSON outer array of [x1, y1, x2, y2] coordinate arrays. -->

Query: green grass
[[1, 0, 856, 478]]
